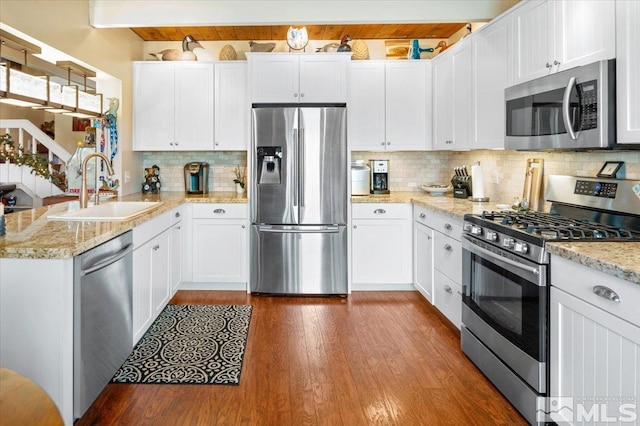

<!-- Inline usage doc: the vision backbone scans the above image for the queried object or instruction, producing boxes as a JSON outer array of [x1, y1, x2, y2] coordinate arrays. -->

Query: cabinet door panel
[[385, 61, 427, 150], [414, 222, 434, 303], [551, 287, 640, 423], [554, 0, 615, 71], [133, 63, 174, 150], [170, 222, 182, 295], [452, 41, 472, 150], [432, 55, 453, 150], [512, 0, 552, 84], [352, 219, 412, 285], [193, 220, 247, 283], [174, 64, 214, 150], [348, 62, 386, 150], [299, 55, 348, 103], [249, 55, 299, 103], [151, 232, 171, 316], [133, 243, 153, 343], [616, 0, 640, 144], [434, 270, 461, 328], [215, 62, 248, 150]]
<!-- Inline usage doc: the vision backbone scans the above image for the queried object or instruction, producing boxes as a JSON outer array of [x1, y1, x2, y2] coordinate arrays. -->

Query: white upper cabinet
[[248, 53, 349, 103], [512, 0, 615, 85], [432, 37, 472, 151], [616, 0, 640, 145], [133, 62, 214, 151], [472, 16, 511, 149], [349, 60, 430, 151], [214, 62, 248, 150]]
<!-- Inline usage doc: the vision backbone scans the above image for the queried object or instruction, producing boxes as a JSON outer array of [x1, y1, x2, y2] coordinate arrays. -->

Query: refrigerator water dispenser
[[257, 147, 282, 184]]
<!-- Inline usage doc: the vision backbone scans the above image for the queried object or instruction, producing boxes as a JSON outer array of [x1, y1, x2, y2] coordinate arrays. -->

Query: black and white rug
[[112, 304, 252, 385]]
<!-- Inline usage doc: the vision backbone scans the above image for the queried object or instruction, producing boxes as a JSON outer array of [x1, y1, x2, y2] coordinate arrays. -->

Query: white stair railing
[[1, 119, 72, 198]]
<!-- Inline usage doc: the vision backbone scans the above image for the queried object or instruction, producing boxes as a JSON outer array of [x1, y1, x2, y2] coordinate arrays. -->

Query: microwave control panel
[[574, 180, 617, 198], [578, 80, 598, 131]]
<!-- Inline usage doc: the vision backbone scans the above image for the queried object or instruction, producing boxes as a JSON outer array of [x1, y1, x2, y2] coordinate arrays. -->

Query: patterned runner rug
[[112, 304, 252, 385]]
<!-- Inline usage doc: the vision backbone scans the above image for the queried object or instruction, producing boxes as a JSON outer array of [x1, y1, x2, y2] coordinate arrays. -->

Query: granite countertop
[[0, 191, 247, 259], [2, 189, 639, 286]]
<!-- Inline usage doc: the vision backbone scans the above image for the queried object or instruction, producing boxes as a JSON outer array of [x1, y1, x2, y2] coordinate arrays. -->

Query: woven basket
[[351, 40, 370, 60], [219, 44, 238, 61]]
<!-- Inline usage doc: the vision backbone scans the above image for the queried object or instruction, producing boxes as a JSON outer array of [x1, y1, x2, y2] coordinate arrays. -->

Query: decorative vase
[[235, 183, 245, 194]]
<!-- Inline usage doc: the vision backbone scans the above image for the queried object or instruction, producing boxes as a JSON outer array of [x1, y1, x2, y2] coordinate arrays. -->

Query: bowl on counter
[[419, 184, 453, 196]]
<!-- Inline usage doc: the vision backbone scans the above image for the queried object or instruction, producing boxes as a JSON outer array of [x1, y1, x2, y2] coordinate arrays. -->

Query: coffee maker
[[184, 162, 209, 194], [370, 160, 390, 194]]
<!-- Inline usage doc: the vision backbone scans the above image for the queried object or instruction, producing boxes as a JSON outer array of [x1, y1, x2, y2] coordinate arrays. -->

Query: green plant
[[233, 166, 246, 189], [0, 133, 67, 191]]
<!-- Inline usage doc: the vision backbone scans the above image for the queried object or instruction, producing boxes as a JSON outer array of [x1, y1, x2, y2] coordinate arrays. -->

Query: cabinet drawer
[[551, 255, 640, 327], [433, 232, 462, 284], [352, 203, 411, 219], [170, 206, 184, 225], [413, 205, 434, 226], [192, 203, 247, 219], [133, 210, 171, 247], [431, 212, 462, 241], [434, 270, 462, 329]]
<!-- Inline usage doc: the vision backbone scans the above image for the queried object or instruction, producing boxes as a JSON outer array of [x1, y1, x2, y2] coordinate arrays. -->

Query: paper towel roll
[[471, 163, 485, 199]]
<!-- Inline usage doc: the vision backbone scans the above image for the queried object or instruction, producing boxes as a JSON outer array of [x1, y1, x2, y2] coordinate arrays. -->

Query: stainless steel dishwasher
[[73, 231, 133, 419]]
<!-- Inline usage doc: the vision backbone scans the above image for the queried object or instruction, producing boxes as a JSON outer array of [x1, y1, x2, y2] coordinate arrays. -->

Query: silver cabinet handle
[[386, 141, 391, 145], [444, 285, 452, 294], [153, 244, 160, 251], [546, 62, 552, 68], [213, 208, 226, 214], [242, 225, 246, 229], [592, 285, 620, 303], [175, 212, 181, 218], [353, 225, 358, 229], [457, 290, 462, 295], [420, 213, 426, 218], [300, 93, 304, 98], [444, 223, 452, 230], [553, 60, 560, 65], [444, 244, 453, 252], [381, 142, 385, 146], [294, 93, 298, 98], [176, 226, 181, 230], [373, 209, 386, 214]]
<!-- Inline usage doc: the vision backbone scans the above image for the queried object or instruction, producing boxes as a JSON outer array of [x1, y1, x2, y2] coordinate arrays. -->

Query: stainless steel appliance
[[250, 104, 348, 295], [184, 162, 209, 194], [370, 159, 390, 194], [461, 175, 640, 425], [505, 60, 615, 151], [74, 231, 133, 419]]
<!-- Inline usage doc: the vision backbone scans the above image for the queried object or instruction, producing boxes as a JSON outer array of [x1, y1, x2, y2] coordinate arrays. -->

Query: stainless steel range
[[460, 175, 640, 425]]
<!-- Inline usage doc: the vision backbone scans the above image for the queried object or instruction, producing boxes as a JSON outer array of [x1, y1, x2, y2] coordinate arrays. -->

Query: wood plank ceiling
[[131, 23, 467, 41]]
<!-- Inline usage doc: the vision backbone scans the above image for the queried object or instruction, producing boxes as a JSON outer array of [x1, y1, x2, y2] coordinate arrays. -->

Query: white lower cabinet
[[433, 270, 462, 327], [414, 207, 434, 302], [550, 255, 640, 424], [191, 203, 248, 286], [351, 203, 413, 289], [132, 209, 176, 343], [169, 208, 183, 295]]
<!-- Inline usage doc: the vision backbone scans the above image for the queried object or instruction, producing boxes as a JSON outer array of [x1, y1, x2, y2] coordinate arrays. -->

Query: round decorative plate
[[286, 27, 309, 50], [419, 184, 453, 196]]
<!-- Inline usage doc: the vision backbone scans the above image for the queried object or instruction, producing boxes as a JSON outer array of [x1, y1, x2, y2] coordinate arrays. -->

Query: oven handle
[[463, 237, 540, 276], [562, 76, 579, 140]]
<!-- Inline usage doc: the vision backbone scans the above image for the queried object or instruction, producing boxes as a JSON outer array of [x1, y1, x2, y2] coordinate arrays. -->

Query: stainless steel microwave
[[505, 60, 615, 151]]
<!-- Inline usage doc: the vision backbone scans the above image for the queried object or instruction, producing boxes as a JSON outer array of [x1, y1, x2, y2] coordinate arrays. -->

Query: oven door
[[461, 235, 548, 393]]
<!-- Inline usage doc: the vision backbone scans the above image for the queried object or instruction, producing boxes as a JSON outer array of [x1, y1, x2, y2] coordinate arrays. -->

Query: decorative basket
[[219, 44, 238, 61], [351, 40, 370, 60]]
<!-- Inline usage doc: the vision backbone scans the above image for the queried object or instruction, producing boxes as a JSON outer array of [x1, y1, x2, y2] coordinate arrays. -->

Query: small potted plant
[[233, 166, 246, 194]]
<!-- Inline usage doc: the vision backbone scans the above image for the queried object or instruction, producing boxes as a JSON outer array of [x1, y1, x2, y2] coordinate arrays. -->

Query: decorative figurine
[[142, 165, 161, 194], [409, 39, 434, 59]]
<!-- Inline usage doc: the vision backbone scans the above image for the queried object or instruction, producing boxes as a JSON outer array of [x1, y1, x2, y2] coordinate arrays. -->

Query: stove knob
[[463, 223, 472, 232], [485, 231, 498, 242], [502, 238, 515, 249], [514, 241, 529, 254], [471, 226, 483, 236]]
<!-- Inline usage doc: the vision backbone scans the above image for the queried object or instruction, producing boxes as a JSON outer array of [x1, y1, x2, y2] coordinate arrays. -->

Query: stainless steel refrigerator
[[250, 104, 347, 295]]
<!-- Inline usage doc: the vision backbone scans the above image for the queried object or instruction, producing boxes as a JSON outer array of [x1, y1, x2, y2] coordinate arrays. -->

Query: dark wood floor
[[78, 291, 527, 425]]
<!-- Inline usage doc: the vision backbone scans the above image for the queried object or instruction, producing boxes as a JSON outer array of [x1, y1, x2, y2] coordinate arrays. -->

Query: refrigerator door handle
[[293, 128, 299, 209], [257, 225, 340, 234], [299, 127, 305, 208]]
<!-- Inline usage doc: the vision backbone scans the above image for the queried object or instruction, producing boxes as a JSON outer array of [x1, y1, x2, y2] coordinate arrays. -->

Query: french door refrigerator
[[250, 104, 347, 295]]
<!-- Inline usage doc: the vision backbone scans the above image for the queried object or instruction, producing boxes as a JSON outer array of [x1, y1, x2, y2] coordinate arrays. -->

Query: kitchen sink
[[47, 201, 163, 221]]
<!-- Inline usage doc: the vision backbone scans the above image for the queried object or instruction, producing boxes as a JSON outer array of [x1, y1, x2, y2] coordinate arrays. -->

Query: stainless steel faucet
[[80, 152, 115, 208]]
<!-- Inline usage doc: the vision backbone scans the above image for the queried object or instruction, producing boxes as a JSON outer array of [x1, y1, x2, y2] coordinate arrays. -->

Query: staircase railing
[[0, 119, 72, 196]]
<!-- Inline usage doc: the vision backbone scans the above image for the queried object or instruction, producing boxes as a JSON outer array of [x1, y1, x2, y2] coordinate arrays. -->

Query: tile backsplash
[[141, 151, 247, 192], [142, 149, 638, 206]]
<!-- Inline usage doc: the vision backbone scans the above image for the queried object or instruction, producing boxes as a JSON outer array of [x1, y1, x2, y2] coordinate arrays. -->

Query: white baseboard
[[350, 283, 416, 291], [178, 282, 248, 291]]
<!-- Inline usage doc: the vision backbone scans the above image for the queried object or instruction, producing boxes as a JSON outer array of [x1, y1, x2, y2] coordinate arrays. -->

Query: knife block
[[451, 175, 472, 199]]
